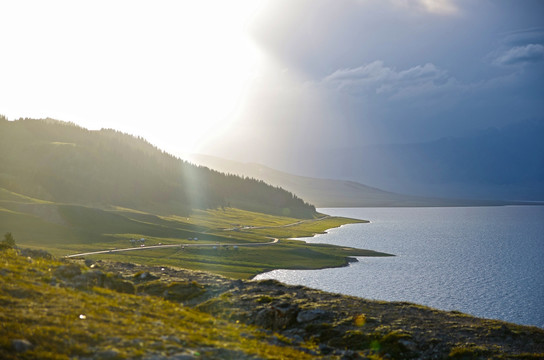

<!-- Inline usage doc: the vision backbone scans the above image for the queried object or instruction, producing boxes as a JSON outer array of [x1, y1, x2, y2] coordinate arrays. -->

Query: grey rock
[[84, 259, 96, 267], [95, 349, 120, 359], [319, 343, 334, 355], [399, 339, 417, 352], [281, 328, 305, 343], [53, 264, 82, 279], [128, 338, 143, 346], [296, 309, 327, 323], [18, 248, 53, 259], [71, 270, 105, 289], [103, 276, 135, 294], [254, 308, 275, 327], [12, 339, 33, 352], [136, 271, 159, 281], [160, 335, 183, 344]]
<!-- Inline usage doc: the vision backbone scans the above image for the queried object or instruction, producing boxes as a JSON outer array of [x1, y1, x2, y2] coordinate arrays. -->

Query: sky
[[1, 0, 543, 186], [215, 0, 544, 167], [1, 0, 263, 154]]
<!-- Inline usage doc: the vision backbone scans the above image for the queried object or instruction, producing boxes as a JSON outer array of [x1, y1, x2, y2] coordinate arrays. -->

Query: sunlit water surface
[[254, 206, 544, 328]]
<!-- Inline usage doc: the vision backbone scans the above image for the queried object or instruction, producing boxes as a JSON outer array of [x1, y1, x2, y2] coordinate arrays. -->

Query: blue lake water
[[254, 206, 544, 328]]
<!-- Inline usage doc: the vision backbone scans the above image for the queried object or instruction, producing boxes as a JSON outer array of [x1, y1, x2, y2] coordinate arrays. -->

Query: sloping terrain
[[0, 186, 385, 279], [2, 248, 543, 359], [0, 117, 315, 218]]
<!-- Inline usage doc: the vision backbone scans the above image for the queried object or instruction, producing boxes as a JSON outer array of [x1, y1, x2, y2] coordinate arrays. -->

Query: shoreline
[[5, 247, 544, 359], [250, 216, 392, 280], [256, 206, 544, 329]]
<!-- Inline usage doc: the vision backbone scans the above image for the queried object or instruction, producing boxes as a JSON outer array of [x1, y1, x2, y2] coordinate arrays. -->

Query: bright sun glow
[[0, 0, 264, 155]]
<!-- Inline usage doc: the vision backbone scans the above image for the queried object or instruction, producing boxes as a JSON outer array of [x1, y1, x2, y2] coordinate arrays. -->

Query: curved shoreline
[[250, 217, 393, 279]]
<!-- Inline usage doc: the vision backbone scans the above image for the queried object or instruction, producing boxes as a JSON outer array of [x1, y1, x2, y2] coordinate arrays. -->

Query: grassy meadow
[[0, 248, 320, 360], [1, 187, 389, 279]]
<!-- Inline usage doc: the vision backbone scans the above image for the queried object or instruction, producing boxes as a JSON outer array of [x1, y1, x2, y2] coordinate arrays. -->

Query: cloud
[[323, 61, 455, 99], [494, 44, 544, 66], [389, 0, 459, 15], [501, 27, 544, 47]]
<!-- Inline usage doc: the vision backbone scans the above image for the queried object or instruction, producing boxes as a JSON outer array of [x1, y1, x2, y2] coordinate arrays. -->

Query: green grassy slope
[[0, 117, 388, 279], [1, 187, 385, 278], [0, 249, 318, 360], [2, 248, 543, 359], [0, 117, 315, 218]]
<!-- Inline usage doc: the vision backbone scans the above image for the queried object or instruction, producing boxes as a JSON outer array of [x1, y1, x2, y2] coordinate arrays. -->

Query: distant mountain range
[[228, 119, 543, 204], [332, 120, 544, 202], [184, 154, 525, 207], [3, 117, 539, 214]]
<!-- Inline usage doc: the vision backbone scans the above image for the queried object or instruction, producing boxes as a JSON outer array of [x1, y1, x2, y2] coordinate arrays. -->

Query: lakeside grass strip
[[6, 202, 385, 279]]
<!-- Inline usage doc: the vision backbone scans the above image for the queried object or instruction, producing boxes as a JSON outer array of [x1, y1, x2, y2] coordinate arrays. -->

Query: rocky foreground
[[2, 248, 543, 359], [98, 261, 544, 359]]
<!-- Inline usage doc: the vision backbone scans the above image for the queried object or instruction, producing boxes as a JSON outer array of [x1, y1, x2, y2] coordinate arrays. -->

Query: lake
[[254, 206, 544, 328]]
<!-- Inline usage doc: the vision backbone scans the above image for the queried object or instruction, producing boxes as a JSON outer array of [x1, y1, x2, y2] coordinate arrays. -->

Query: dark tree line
[[0, 118, 316, 218]]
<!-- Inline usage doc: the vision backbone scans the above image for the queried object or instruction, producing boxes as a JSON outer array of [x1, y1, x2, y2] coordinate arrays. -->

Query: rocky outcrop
[[52, 263, 135, 294], [138, 281, 206, 302], [87, 260, 544, 360], [6, 248, 543, 359]]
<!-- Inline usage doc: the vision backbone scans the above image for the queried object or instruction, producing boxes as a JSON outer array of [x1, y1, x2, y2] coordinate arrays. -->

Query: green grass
[[2, 248, 543, 359], [0, 188, 52, 204], [1, 188, 389, 279], [0, 249, 317, 359], [86, 238, 382, 279]]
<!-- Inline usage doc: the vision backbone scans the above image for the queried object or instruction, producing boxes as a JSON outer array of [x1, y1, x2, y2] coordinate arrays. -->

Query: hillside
[[2, 247, 543, 359], [0, 116, 391, 280], [0, 117, 315, 218], [185, 154, 516, 207], [0, 183, 383, 278]]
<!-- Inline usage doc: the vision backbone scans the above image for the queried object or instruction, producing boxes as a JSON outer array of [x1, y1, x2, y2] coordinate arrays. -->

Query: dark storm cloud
[[206, 0, 544, 189]]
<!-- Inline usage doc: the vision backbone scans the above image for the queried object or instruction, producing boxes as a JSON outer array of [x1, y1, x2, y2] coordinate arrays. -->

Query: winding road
[[65, 215, 331, 258], [65, 238, 279, 258]]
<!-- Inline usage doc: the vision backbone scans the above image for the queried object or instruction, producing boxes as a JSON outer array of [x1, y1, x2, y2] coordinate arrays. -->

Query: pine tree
[[1, 232, 15, 249]]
